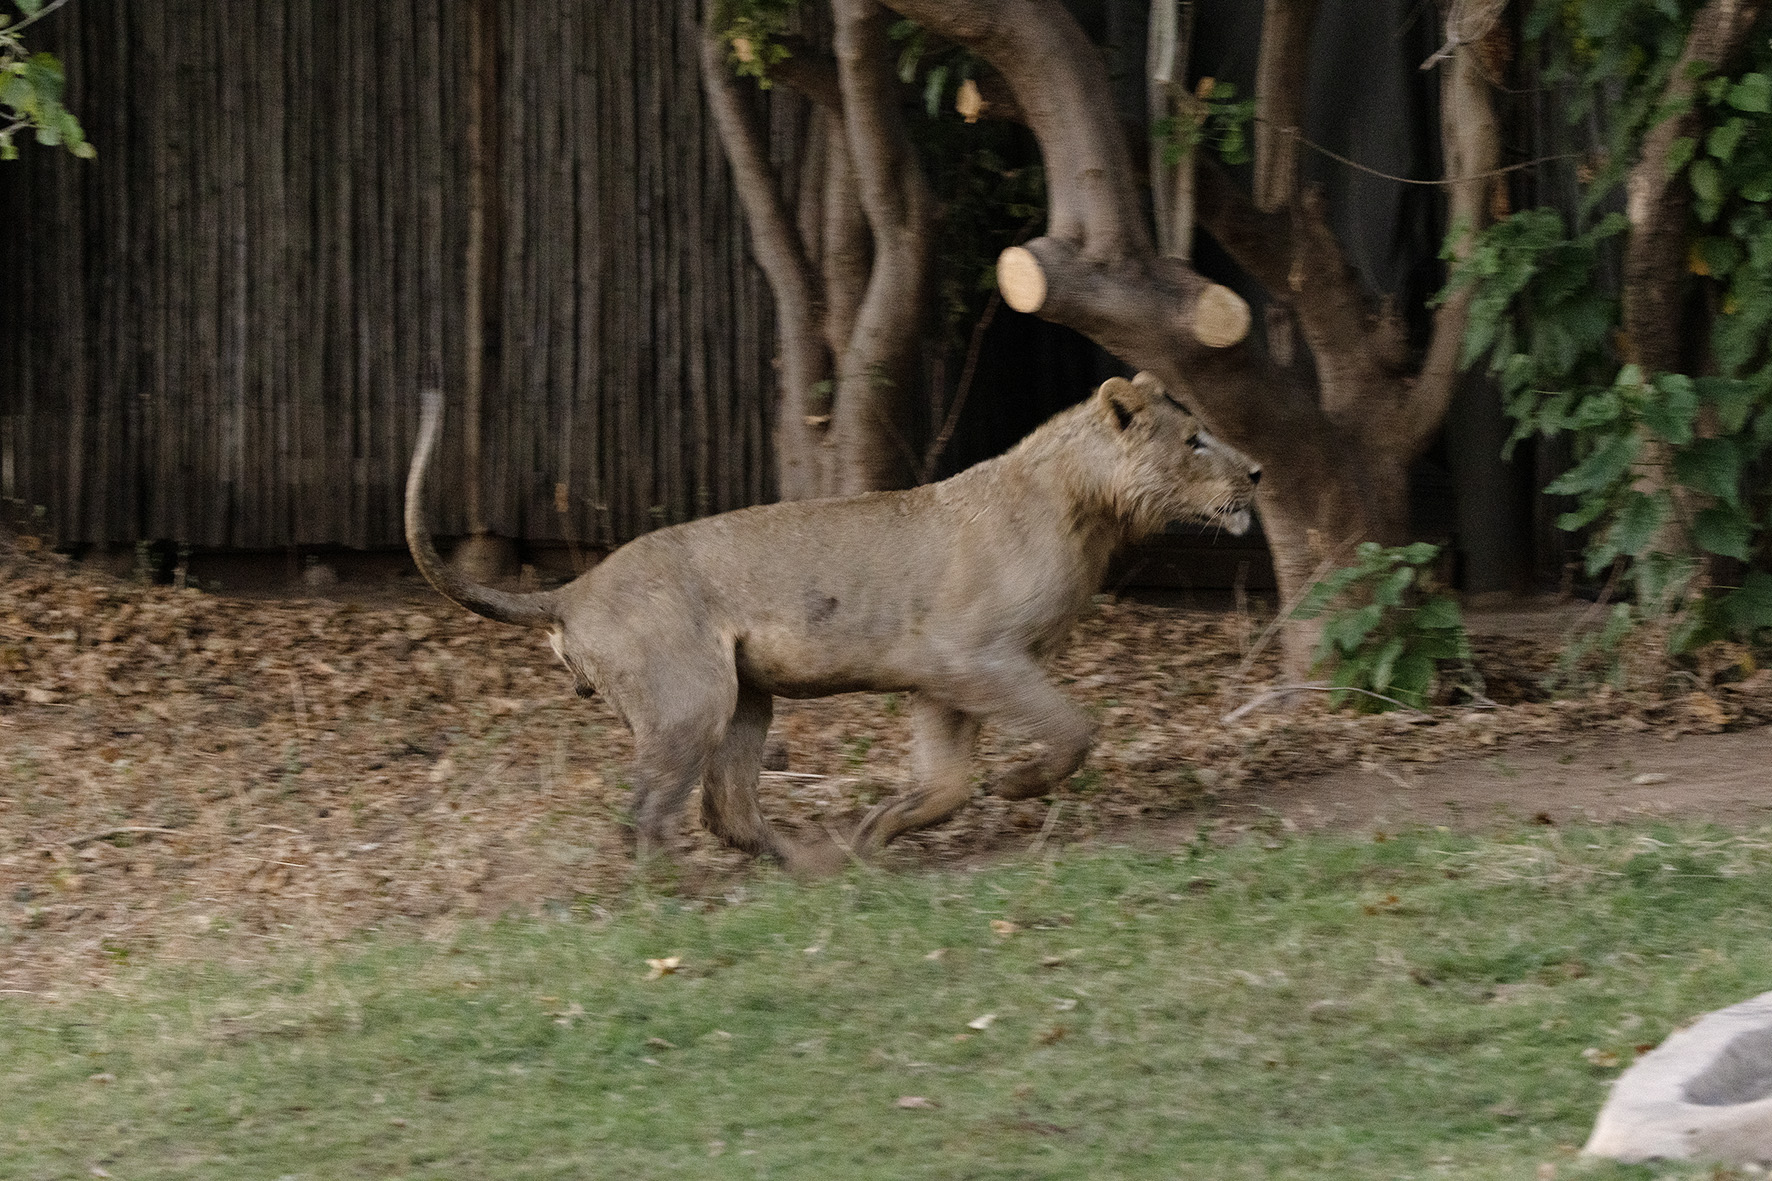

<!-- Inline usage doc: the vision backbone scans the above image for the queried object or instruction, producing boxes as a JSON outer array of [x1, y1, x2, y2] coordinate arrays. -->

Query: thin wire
[[1258, 117, 1582, 187]]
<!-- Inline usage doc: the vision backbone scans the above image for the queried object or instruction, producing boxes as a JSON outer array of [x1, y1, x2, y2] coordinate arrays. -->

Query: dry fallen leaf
[[924, 948, 947, 961], [645, 956, 681, 980], [967, 1013, 997, 1030], [1686, 691, 1731, 727], [895, 1096, 937, 1110], [990, 920, 1020, 938], [1631, 772, 1670, 786], [1581, 1046, 1620, 1068]]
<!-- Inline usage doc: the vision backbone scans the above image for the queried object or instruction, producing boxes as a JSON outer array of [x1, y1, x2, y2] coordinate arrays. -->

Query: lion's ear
[[1131, 370, 1191, 414], [1130, 371, 1166, 400], [1097, 376, 1148, 432]]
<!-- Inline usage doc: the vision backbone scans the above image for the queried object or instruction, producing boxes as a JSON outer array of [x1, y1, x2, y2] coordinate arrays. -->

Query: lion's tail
[[404, 390, 561, 630]]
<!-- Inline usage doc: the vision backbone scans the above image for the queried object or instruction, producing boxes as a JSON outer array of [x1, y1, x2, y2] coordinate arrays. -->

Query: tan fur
[[405, 373, 1259, 869]]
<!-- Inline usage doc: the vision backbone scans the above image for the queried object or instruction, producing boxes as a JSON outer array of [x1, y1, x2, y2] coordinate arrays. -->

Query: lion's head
[[1091, 371, 1261, 539]]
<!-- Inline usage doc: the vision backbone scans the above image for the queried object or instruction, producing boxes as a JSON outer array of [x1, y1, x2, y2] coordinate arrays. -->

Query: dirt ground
[[2, 537, 1769, 993]]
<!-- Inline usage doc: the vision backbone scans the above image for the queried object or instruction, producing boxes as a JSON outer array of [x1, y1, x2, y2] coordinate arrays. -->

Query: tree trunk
[[1620, 0, 1768, 559], [701, 0, 933, 499], [887, 0, 1499, 675]]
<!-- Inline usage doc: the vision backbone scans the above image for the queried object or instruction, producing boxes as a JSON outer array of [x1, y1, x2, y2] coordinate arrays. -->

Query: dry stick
[[1027, 798, 1066, 856], [62, 826, 183, 849], [1, 0, 77, 38], [1224, 545, 1353, 697], [920, 290, 1002, 484], [288, 668, 309, 743], [1221, 682, 1429, 725]]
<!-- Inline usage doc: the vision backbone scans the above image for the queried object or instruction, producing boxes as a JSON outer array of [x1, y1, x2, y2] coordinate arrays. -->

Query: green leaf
[[1371, 566, 1415, 609], [1695, 376, 1761, 434], [1397, 542, 1440, 566], [1557, 496, 1610, 532], [1606, 489, 1672, 558], [1707, 117, 1747, 161], [1412, 596, 1463, 632], [1690, 158, 1722, 206], [21, 52, 65, 105], [1672, 437, 1742, 505], [1568, 387, 1624, 430], [1389, 653, 1436, 710], [16, 0, 45, 16], [1325, 604, 1383, 654], [1642, 374, 1698, 444], [1720, 571, 1772, 633], [1727, 73, 1772, 113], [1665, 135, 1697, 175], [1368, 635, 1406, 694], [0, 72, 33, 113], [1544, 431, 1640, 496], [922, 64, 947, 119], [1698, 235, 1743, 278], [1692, 505, 1755, 562]]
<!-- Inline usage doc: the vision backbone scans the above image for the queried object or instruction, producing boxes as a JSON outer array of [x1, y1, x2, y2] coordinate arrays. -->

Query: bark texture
[[701, 0, 934, 499]]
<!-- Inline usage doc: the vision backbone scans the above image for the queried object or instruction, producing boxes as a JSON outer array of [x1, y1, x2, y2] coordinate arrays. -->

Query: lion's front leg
[[853, 695, 980, 855], [968, 673, 1094, 801]]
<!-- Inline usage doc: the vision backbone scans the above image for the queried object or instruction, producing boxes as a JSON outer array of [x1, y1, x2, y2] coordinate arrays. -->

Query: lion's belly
[[732, 617, 927, 699]]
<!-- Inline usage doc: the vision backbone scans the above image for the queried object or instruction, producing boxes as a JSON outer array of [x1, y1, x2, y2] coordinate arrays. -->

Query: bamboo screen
[[0, 0, 788, 550]]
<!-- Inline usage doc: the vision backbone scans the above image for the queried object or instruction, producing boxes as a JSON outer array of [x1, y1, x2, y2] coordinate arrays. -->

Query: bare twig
[[245, 823, 307, 839], [1225, 546, 1351, 691], [288, 669, 309, 742], [62, 826, 182, 849], [1026, 799, 1066, 856], [818, 821, 873, 871], [920, 290, 1001, 484], [1221, 682, 1430, 725], [0, 0, 77, 40]]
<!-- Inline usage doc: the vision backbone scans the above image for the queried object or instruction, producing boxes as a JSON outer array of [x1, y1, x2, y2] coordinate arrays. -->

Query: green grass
[[7, 825, 1772, 1180]]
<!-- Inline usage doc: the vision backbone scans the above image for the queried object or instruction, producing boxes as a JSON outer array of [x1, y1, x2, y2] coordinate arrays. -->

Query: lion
[[404, 372, 1259, 870]]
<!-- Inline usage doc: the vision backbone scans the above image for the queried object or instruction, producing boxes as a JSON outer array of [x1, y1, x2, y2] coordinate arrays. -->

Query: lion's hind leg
[[853, 696, 980, 854], [699, 685, 795, 862], [623, 658, 739, 860]]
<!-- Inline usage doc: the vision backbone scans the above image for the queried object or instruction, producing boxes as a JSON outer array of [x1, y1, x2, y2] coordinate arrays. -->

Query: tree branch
[[1407, 36, 1501, 449], [700, 4, 833, 495], [1147, 0, 1196, 258], [1252, 0, 1317, 212], [820, 117, 868, 366], [1195, 158, 1294, 293], [883, 0, 1149, 259], [830, 0, 934, 491]]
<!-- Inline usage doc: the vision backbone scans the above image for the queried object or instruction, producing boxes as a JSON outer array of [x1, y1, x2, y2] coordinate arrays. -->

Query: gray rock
[[1585, 990, 1772, 1165]]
